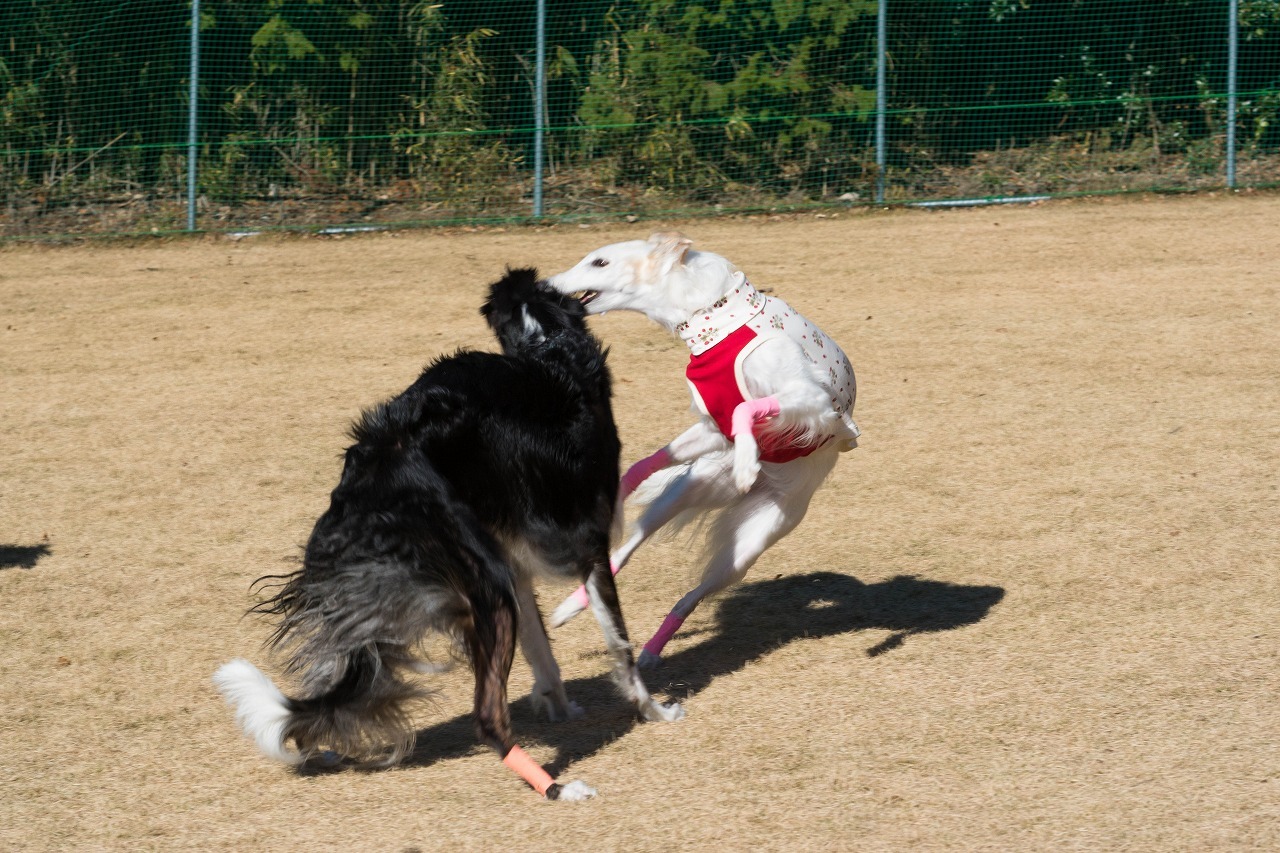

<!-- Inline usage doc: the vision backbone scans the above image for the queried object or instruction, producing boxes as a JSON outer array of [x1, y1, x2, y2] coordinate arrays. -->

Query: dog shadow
[[0, 543, 51, 570], [389, 570, 1004, 777]]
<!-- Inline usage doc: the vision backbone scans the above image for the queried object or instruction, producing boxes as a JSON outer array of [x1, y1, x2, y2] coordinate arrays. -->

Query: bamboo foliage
[[0, 1, 1275, 231]]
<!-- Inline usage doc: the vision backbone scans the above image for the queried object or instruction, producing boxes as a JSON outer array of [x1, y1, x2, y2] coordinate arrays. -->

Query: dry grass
[[2, 193, 1277, 851]]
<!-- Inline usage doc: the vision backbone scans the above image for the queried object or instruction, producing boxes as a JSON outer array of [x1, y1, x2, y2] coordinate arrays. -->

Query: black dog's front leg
[[582, 557, 686, 724]]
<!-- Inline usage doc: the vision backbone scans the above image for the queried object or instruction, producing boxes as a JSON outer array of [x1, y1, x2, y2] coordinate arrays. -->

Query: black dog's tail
[[215, 408, 516, 766], [213, 554, 459, 766], [212, 645, 430, 767], [212, 656, 326, 765]]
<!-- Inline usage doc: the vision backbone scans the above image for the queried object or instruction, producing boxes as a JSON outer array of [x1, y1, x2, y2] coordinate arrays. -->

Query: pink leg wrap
[[621, 447, 674, 498], [568, 560, 621, 609], [731, 396, 781, 438], [643, 612, 686, 657], [503, 745, 555, 796]]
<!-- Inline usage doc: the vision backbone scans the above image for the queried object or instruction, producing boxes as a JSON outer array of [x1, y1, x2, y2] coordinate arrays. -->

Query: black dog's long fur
[[222, 268, 675, 798]]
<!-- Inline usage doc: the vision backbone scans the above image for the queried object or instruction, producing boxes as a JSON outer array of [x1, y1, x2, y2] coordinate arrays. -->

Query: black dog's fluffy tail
[[212, 645, 430, 767], [213, 549, 462, 765], [214, 523, 504, 765], [215, 403, 514, 766]]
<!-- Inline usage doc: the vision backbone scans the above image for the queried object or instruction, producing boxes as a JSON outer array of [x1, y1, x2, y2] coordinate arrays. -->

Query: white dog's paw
[[733, 457, 761, 492], [549, 594, 587, 628], [637, 649, 662, 669], [551, 780, 597, 801], [733, 438, 761, 492], [639, 698, 686, 723]]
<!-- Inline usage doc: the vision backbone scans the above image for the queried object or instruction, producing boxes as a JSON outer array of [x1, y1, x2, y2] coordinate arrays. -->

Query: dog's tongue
[[579, 291, 600, 306]]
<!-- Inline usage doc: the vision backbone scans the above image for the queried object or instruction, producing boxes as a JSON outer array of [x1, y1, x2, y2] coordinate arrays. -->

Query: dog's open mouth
[[577, 290, 600, 307]]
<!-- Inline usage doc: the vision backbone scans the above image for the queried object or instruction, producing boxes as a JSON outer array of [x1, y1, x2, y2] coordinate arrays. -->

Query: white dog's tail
[[212, 658, 303, 765]]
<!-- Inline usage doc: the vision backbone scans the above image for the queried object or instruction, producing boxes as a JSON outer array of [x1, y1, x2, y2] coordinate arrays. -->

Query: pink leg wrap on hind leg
[[643, 613, 686, 657], [564, 448, 677, 611]]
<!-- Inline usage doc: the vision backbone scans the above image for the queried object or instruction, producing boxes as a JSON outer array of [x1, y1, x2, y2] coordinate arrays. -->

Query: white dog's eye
[[590, 257, 609, 268]]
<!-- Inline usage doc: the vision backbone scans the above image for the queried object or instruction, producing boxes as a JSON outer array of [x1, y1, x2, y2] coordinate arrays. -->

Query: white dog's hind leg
[[637, 498, 796, 667], [549, 424, 732, 628], [611, 456, 738, 565], [659, 421, 733, 465], [637, 460, 828, 668]]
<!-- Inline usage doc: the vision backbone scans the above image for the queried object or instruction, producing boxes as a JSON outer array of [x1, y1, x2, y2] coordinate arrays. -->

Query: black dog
[[214, 268, 683, 801]]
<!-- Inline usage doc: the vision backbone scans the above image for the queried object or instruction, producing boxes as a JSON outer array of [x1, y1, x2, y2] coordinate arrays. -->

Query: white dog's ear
[[647, 231, 693, 272]]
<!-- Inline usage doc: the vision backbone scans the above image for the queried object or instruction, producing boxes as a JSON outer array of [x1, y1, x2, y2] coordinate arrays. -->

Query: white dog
[[546, 232, 859, 666]]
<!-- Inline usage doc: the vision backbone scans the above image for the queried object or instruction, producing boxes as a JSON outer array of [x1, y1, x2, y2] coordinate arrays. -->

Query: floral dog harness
[[677, 273, 858, 463]]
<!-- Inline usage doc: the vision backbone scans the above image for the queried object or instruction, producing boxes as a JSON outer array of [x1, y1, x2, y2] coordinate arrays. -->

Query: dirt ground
[[2, 193, 1277, 851]]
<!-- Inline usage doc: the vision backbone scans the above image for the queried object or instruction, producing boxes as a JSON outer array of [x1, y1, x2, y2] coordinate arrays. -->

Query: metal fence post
[[188, 0, 200, 231], [1227, 0, 1238, 189], [532, 0, 547, 218], [875, 0, 887, 204]]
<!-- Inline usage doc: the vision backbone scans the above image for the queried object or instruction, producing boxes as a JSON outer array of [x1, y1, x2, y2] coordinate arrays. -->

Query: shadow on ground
[[0, 543, 51, 570], [367, 570, 1005, 778]]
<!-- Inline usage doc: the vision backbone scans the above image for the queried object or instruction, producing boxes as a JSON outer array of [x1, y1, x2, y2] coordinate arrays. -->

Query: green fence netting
[[2, 1, 1277, 238]]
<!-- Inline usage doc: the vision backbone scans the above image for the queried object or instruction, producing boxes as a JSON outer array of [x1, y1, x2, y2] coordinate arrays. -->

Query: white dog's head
[[547, 232, 737, 329]]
